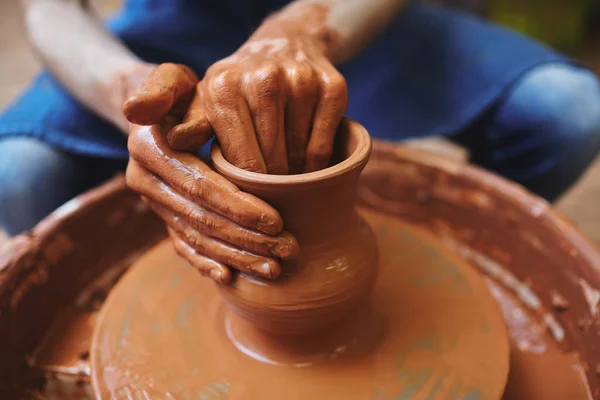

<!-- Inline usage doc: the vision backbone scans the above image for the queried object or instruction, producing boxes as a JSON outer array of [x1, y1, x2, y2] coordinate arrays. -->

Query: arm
[[20, 0, 148, 132], [263, 0, 408, 64]]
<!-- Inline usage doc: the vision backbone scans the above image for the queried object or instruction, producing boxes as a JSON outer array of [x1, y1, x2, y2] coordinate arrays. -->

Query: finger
[[151, 201, 281, 279], [203, 68, 267, 172], [168, 228, 231, 283], [304, 65, 348, 173], [128, 125, 282, 234], [283, 63, 318, 174], [244, 63, 288, 174], [126, 160, 299, 259], [167, 82, 213, 151], [123, 63, 198, 125]]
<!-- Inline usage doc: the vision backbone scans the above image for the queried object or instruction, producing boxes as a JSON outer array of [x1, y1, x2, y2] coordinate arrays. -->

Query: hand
[[201, 19, 348, 174], [126, 124, 300, 283], [123, 65, 299, 283]]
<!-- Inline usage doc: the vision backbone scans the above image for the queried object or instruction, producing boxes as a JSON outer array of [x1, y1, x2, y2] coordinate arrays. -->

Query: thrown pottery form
[[211, 119, 378, 337]]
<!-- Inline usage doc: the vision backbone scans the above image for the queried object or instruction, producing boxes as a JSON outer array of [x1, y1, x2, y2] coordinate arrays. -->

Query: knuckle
[[287, 66, 318, 98], [188, 208, 223, 232], [187, 208, 206, 228], [238, 231, 255, 250], [180, 176, 205, 199], [230, 154, 266, 173], [207, 70, 240, 99], [252, 63, 283, 98], [182, 227, 201, 249], [322, 73, 348, 102]]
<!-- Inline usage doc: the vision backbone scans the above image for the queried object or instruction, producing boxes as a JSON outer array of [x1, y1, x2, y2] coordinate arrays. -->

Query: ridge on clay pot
[[211, 119, 379, 338]]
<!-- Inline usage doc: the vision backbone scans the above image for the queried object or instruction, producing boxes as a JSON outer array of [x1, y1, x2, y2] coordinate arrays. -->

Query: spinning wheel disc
[[91, 209, 509, 399]]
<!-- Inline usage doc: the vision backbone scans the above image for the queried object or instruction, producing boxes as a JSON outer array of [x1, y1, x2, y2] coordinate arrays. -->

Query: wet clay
[[211, 119, 378, 338], [5, 142, 600, 398], [32, 310, 96, 374], [91, 209, 509, 399], [0, 177, 165, 398], [489, 280, 593, 399]]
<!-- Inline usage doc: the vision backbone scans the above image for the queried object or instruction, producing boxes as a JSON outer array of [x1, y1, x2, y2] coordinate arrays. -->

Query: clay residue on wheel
[[0, 176, 166, 398], [358, 141, 600, 396]]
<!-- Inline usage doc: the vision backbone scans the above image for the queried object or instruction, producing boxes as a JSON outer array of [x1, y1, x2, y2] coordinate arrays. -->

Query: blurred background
[[1, 0, 599, 243]]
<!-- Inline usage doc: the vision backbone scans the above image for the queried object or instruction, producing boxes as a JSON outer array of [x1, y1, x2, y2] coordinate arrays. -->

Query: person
[[1, 0, 600, 281]]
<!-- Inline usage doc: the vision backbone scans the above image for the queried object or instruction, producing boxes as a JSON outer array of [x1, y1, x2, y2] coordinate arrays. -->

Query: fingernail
[[209, 268, 226, 283], [249, 260, 280, 280], [255, 214, 282, 235], [271, 236, 300, 260]]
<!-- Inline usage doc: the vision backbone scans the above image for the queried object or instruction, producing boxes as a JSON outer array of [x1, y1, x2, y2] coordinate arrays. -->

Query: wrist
[[251, 4, 338, 61]]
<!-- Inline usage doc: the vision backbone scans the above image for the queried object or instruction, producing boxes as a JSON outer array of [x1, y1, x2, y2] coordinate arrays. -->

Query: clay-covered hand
[[123, 65, 299, 283], [200, 19, 348, 174], [124, 21, 348, 174]]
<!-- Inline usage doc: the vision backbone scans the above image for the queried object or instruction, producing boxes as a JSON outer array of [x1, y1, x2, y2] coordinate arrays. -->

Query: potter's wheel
[[2, 141, 600, 399], [90, 209, 510, 399]]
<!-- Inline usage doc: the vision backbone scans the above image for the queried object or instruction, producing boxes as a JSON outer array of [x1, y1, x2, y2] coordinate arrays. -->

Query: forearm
[[21, 0, 140, 132], [264, 0, 408, 64]]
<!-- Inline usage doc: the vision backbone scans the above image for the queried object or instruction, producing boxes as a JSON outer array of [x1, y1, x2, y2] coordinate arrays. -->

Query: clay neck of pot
[[210, 119, 372, 244]]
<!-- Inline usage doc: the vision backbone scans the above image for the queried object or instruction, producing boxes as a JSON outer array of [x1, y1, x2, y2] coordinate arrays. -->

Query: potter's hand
[[192, 0, 411, 173], [199, 22, 348, 174], [126, 124, 299, 283]]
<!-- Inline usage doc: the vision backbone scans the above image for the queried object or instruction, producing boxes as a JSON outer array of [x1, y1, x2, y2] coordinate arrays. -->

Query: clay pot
[[211, 119, 378, 337]]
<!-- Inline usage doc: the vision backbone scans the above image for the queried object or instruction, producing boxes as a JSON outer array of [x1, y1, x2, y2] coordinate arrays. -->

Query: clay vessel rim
[[210, 119, 371, 186]]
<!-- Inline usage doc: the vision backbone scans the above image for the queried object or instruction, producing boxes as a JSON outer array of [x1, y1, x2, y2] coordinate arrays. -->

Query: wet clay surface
[[0, 176, 165, 397], [91, 210, 509, 399], [488, 280, 593, 399], [212, 120, 378, 337], [32, 310, 96, 374], [359, 142, 600, 397], [3, 144, 600, 398], [126, 122, 298, 284]]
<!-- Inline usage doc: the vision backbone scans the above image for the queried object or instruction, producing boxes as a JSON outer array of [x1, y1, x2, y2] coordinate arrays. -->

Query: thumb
[[123, 63, 198, 126], [167, 82, 214, 151]]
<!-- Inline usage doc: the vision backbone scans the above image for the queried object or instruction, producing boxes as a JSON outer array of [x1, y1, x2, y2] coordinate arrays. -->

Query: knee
[[491, 64, 600, 200], [0, 138, 77, 235], [503, 63, 600, 150]]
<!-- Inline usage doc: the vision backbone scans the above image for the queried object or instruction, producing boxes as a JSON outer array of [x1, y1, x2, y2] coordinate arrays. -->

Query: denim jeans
[[0, 139, 126, 235], [1, 63, 600, 235]]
